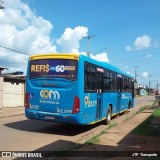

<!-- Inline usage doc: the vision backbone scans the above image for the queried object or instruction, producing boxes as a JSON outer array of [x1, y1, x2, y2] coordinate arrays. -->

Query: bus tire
[[128, 101, 131, 110], [104, 106, 112, 125]]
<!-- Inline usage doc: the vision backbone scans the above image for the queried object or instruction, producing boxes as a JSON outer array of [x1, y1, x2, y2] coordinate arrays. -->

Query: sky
[[0, 0, 160, 88]]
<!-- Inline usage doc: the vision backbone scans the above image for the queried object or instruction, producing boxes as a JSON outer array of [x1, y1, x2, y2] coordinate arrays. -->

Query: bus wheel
[[104, 106, 112, 125], [128, 101, 131, 110]]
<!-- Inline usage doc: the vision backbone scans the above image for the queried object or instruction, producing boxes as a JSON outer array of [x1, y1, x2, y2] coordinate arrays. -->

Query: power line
[[151, 75, 160, 78], [0, 25, 30, 52], [0, 42, 32, 55], [0, 45, 29, 55], [92, 47, 109, 54], [93, 47, 160, 57], [111, 50, 160, 63], [91, 47, 160, 64]]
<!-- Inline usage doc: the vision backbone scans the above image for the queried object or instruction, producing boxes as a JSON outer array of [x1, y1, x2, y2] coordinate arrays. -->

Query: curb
[[0, 113, 25, 119]]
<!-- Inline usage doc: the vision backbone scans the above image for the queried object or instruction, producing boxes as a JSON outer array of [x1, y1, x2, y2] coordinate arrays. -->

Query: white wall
[[3, 82, 25, 107], [0, 77, 3, 109]]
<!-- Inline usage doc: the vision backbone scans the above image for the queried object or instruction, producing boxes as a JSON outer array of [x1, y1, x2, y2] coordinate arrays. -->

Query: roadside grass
[[74, 104, 156, 147], [132, 109, 160, 136], [132, 105, 150, 117], [130, 102, 156, 118], [153, 109, 160, 117], [84, 104, 157, 146], [135, 95, 142, 98], [123, 104, 152, 122], [80, 103, 156, 147], [85, 134, 100, 145], [64, 103, 156, 153], [85, 123, 117, 145], [107, 122, 117, 129]]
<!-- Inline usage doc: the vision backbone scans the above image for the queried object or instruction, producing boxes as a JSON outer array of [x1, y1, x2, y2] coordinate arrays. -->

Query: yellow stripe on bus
[[120, 109, 128, 113], [89, 109, 129, 124], [89, 117, 106, 124], [112, 109, 128, 116], [30, 53, 80, 60], [112, 113, 118, 116]]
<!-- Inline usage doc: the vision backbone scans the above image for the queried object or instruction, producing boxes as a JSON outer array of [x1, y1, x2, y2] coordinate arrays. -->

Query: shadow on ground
[[4, 112, 122, 136], [4, 119, 102, 136], [15, 136, 160, 160], [14, 106, 160, 160]]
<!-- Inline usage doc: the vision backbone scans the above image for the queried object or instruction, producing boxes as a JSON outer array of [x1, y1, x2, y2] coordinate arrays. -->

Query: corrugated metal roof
[[0, 66, 8, 70]]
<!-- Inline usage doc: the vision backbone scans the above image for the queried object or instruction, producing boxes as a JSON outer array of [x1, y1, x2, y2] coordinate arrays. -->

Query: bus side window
[[128, 78, 132, 92], [85, 63, 96, 92], [104, 70, 115, 92], [123, 77, 129, 92]]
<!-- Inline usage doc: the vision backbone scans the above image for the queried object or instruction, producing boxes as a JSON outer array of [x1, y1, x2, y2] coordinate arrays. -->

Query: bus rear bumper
[[25, 108, 85, 125]]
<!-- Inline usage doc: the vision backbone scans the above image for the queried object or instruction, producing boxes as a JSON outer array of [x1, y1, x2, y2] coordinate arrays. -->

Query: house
[[0, 68, 26, 109], [0, 66, 7, 75], [0, 66, 7, 109]]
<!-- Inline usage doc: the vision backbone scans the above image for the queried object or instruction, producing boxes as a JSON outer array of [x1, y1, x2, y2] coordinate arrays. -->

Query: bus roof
[[79, 54, 134, 79], [29, 53, 134, 79], [30, 53, 79, 60]]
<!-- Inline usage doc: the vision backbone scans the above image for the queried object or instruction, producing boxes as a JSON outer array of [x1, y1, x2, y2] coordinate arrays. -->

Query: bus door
[[117, 75, 122, 112], [96, 72, 103, 120]]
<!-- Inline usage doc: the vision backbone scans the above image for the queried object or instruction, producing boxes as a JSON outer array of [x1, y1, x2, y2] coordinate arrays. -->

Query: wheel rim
[[108, 110, 111, 121]]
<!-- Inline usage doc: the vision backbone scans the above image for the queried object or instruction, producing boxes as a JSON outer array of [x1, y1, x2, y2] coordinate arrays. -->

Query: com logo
[[40, 90, 60, 100]]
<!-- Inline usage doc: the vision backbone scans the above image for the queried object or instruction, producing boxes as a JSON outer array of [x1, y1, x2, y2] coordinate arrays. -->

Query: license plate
[[45, 116, 55, 120]]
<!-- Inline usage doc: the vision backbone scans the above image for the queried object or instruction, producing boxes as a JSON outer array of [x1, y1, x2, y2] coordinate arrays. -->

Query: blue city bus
[[25, 53, 134, 125]]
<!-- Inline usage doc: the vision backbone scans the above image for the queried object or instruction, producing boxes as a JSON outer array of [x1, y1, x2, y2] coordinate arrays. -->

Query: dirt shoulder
[[74, 106, 160, 160], [53, 104, 160, 160], [0, 106, 24, 118], [83, 107, 159, 149]]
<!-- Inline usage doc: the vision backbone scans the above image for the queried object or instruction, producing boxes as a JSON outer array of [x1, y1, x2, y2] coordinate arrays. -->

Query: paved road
[[134, 95, 155, 108], [0, 96, 155, 152]]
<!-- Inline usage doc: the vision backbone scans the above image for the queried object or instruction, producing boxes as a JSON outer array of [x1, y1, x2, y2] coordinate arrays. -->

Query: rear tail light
[[25, 93, 29, 108], [72, 96, 80, 114]]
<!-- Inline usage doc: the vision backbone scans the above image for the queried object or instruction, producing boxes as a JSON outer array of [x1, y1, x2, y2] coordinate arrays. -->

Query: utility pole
[[148, 74, 151, 95], [83, 35, 95, 57], [134, 66, 139, 83], [157, 80, 159, 90], [0, 0, 4, 9]]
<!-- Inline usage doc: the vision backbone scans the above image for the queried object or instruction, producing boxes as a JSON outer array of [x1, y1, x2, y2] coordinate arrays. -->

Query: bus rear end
[[25, 54, 82, 124]]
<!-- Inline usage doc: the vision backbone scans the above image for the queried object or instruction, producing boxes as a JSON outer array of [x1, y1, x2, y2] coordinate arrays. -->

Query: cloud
[[146, 54, 152, 58], [134, 35, 151, 50], [90, 52, 109, 63], [0, 48, 28, 73], [142, 72, 149, 78], [124, 66, 128, 70], [126, 35, 152, 51], [0, 0, 56, 73], [79, 52, 87, 56], [78, 52, 110, 63], [56, 26, 88, 53], [1, 0, 108, 74], [125, 45, 132, 51]]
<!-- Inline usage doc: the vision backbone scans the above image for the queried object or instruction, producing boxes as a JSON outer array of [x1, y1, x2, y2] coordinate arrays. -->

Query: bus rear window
[[29, 59, 78, 80]]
